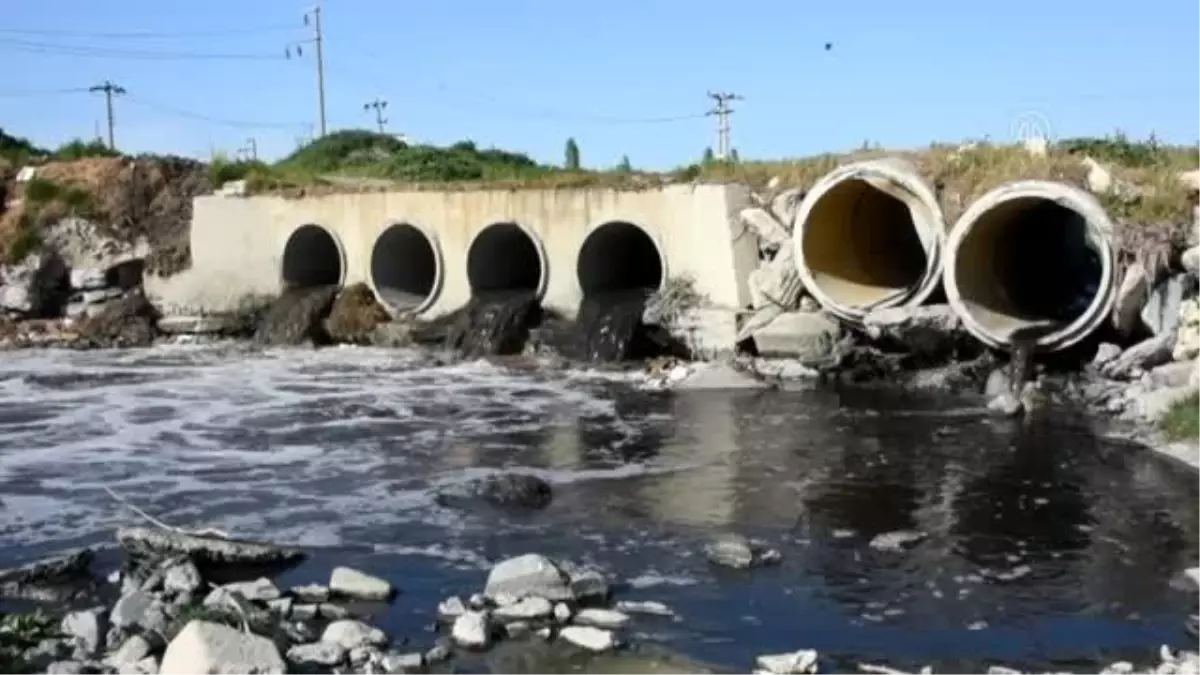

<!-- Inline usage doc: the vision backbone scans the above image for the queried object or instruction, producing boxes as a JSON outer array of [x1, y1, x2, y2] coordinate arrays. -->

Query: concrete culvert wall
[[281, 223, 344, 288], [794, 158, 946, 323], [467, 221, 546, 295], [577, 221, 664, 295], [370, 222, 441, 313], [945, 180, 1117, 353]]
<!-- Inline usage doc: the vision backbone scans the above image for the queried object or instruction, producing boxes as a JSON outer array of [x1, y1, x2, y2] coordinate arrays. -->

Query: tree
[[617, 155, 632, 172], [702, 147, 715, 164], [564, 138, 580, 170]]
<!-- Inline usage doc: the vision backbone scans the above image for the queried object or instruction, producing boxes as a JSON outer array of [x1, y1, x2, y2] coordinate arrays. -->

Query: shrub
[[22, 177, 60, 204], [53, 138, 119, 160], [5, 213, 43, 264], [1161, 391, 1199, 442]]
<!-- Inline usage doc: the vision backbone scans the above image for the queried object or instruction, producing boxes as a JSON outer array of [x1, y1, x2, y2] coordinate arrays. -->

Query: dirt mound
[[323, 283, 391, 344], [37, 155, 210, 275]]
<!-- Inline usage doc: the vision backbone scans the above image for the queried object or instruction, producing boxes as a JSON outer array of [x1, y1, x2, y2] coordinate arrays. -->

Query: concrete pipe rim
[[793, 159, 946, 324], [279, 222, 348, 288], [466, 220, 550, 300], [944, 179, 1118, 352], [578, 220, 668, 295], [368, 220, 445, 317]]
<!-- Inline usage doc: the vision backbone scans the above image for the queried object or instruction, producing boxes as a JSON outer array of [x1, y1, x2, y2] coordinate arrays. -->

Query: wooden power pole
[[89, 80, 126, 150], [295, 2, 327, 138]]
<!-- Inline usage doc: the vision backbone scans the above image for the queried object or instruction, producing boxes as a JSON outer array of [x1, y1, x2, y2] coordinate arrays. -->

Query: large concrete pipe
[[370, 222, 442, 313], [281, 223, 345, 288], [944, 181, 1116, 352], [577, 220, 665, 294], [793, 158, 946, 323], [466, 221, 547, 296]]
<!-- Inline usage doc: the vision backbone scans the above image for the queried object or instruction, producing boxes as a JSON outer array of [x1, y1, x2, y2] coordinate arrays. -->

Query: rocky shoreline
[[2, 517, 1197, 675]]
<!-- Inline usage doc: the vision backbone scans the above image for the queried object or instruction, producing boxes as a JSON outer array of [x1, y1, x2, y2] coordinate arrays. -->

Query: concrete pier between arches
[[147, 184, 758, 321]]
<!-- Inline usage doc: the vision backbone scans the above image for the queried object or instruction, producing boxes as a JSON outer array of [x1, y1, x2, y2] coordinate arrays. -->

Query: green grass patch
[[52, 138, 120, 161], [1161, 391, 1199, 442], [0, 609, 59, 673], [22, 177, 60, 205]]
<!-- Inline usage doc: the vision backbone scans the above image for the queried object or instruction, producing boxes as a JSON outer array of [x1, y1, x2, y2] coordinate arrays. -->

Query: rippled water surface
[[1, 344, 1196, 672]]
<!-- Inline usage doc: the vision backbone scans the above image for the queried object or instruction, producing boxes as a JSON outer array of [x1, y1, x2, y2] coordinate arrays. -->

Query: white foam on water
[[0, 345, 660, 554]]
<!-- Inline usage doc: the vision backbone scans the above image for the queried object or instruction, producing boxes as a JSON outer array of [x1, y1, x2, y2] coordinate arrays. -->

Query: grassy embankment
[[1161, 392, 1200, 442]]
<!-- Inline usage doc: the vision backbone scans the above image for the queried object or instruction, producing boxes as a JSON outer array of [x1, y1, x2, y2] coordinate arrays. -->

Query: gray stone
[[1113, 262, 1149, 336], [348, 644, 381, 666], [739, 206, 791, 247], [483, 554, 572, 602], [493, 596, 553, 622], [567, 567, 610, 605], [23, 638, 73, 670], [504, 621, 532, 639], [467, 592, 490, 610], [139, 601, 170, 638], [1142, 275, 1187, 336], [1148, 361, 1198, 389], [62, 609, 107, 656], [984, 368, 1012, 398], [106, 635, 153, 668], [751, 311, 840, 362], [47, 661, 90, 675], [437, 595, 467, 621], [704, 534, 780, 569], [1103, 335, 1175, 379], [266, 597, 293, 617], [318, 603, 350, 620], [1093, 342, 1123, 367], [572, 608, 630, 629], [1128, 384, 1197, 421], [451, 611, 492, 649], [0, 250, 70, 317], [159, 621, 285, 675], [221, 577, 280, 602], [868, 530, 927, 552], [559, 625, 617, 652], [70, 267, 108, 291], [111, 591, 152, 630], [287, 641, 347, 669], [289, 583, 330, 603], [139, 570, 164, 593], [614, 600, 675, 617], [770, 188, 805, 232], [156, 315, 236, 335], [756, 649, 819, 674], [329, 566, 394, 601], [381, 652, 424, 674], [162, 561, 202, 596], [290, 604, 319, 620], [673, 361, 771, 391], [554, 602, 572, 624], [863, 305, 961, 357], [1183, 247, 1200, 276], [424, 643, 451, 664], [320, 619, 387, 651], [122, 656, 158, 675]]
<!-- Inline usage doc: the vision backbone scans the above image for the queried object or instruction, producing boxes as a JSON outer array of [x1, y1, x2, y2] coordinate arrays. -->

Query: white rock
[[1174, 299, 1200, 362], [559, 625, 617, 652], [1181, 169, 1200, 194], [1083, 156, 1113, 194], [70, 267, 108, 291], [437, 595, 467, 620], [484, 554, 572, 601], [321, 619, 388, 651], [221, 577, 280, 601], [122, 656, 158, 675], [290, 583, 330, 602], [105, 636, 152, 668], [451, 611, 492, 649], [770, 187, 805, 231], [330, 566, 394, 600], [553, 602, 573, 623], [1183, 567, 1200, 590], [614, 600, 675, 617], [863, 305, 960, 357], [493, 596, 553, 622], [159, 621, 285, 675], [286, 641, 346, 668], [1113, 262, 1149, 336], [572, 608, 630, 629], [756, 649, 819, 674], [750, 311, 840, 362], [290, 604, 318, 620], [1142, 275, 1187, 336], [1093, 342, 1123, 367], [111, 591, 152, 629], [382, 652, 424, 673], [162, 561, 202, 595], [61, 609, 105, 656], [739, 206, 791, 247], [1183, 247, 1200, 276]]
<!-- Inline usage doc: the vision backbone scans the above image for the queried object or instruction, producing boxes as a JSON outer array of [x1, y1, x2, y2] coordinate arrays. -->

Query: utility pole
[[706, 91, 742, 160], [290, 3, 326, 137], [363, 98, 388, 133], [239, 137, 258, 161], [89, 80, 126, 150]]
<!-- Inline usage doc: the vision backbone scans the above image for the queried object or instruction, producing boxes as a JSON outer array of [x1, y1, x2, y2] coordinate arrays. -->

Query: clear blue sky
[[1, 0, 1197, 170]]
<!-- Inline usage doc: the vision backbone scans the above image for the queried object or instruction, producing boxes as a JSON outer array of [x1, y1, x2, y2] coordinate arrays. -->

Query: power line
[[0, 86, 92, 98], [89, 80, 126, 150], [122, 95, 310, 130], [706, 91, 743, 160], [0, 36, 287, 60], [285, 3, 326, 137], [0, 25, 298, 39]]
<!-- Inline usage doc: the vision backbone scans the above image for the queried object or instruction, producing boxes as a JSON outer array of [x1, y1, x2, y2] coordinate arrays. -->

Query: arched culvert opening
[[577, 221, 665, 295], [281, 223, 344, 289], [794, 159, 946, 323], [945, 181, 1116, 353], [370, 222, 441, 313], [466, 222, 546, 296]]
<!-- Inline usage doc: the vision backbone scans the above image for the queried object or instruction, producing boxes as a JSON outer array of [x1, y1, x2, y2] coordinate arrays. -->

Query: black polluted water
[[0, 346, 1195, 673]]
